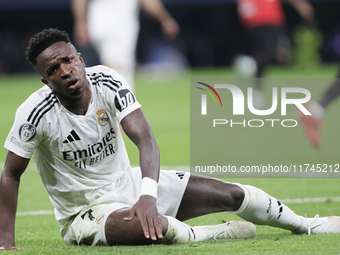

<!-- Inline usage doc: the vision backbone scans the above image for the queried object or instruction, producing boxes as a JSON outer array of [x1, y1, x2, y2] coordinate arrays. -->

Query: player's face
[[36, 41, 88, 101]]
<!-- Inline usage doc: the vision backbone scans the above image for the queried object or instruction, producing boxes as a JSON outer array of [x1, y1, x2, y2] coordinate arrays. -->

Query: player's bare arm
[[140, 0, 180, 40], [284, 0, 315, 26], [0, 151, 30, 251], [71, 0, 91, 46], [119, 108, 163, 241]]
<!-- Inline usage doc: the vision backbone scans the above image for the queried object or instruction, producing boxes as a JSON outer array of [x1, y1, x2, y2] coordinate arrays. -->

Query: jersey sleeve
[[114, 82, 141, 123], [92, 66, 141, 123], [4, 97, 41, 159]]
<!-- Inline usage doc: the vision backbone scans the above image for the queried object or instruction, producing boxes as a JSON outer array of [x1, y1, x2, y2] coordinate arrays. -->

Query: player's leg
[[298, 100, 324, 148], [104, 169, 256, 245], [176, 174, 244, 220], [247, 27, 278, 81], [299, 69, 340, 148], [236, 183, 340, 234], [247, 28, 268, 84], [104, 207, 255, 245], [245, 27, 274, 108], [318, 72, 340, 109], [63, 203, 167, 246], [177, 174, 340, 234], [177, 174, 305, 232], [105, 208, 168, 245]]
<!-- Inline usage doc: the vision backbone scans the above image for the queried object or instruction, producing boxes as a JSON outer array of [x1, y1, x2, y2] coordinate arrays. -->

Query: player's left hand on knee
[[123, 195, 163, 241]]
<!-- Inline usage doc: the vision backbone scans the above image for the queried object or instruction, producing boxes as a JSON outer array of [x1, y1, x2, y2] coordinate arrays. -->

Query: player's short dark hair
[[26, 28, 71, 67]]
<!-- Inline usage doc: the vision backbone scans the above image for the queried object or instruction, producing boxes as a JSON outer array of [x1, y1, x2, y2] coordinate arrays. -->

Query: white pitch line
[[0, 164, 190, 173], [280, 197, 340, 204], [15, 197, 340, 216], [16, 210, 53, 216]]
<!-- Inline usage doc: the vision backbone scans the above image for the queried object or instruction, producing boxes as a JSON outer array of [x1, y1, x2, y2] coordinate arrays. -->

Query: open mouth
[[68, 80, 79, 89]]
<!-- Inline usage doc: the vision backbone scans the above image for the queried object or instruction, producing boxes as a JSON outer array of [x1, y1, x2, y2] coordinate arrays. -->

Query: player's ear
[[40, 77, 50, 88], [78, 53, 86, 67]]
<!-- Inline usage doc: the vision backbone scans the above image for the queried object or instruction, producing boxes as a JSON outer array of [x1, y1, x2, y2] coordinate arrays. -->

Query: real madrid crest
[[96, 108, 109, 126]]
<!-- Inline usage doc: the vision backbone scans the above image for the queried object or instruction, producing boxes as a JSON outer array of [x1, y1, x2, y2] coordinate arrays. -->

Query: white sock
[[232, 185, 307, 233], [160, 216, 227, 244], [159, 216, 195, 244]]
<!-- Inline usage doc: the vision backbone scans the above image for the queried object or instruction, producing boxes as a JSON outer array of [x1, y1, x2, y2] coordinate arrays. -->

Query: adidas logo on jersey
[[63, 130, 81, 144]]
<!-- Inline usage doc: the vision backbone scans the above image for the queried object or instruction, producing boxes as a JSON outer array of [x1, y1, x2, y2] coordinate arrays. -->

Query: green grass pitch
[[0, 64, 340, 254]]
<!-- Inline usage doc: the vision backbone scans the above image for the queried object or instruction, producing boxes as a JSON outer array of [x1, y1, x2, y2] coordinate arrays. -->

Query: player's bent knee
[[105, 209, 149, 245], [105, 209, 166, 245], [228, 183, 245, 211]]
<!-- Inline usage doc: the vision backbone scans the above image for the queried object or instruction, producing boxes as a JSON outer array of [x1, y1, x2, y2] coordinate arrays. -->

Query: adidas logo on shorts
[[176, 172, 185, 179]]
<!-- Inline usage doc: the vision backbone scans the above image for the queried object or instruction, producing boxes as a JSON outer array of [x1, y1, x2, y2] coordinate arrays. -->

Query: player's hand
[[73, 21, 91, 46], [123, 195, 163, 241], [0, 244, 20, 251], [161, 17, 179, 40]]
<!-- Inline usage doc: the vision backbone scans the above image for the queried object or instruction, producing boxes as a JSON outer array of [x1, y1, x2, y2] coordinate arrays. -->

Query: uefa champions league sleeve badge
[[19, 123, 37, 142]]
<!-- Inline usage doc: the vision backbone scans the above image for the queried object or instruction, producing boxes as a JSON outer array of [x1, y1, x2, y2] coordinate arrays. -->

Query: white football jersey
[[4, 65, 141, 227]]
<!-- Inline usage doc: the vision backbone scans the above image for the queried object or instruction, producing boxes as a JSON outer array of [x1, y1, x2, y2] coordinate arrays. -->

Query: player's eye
[[47, 65, 59, 76], [49, 68, 57, 75], [64, 55, 75, 64]]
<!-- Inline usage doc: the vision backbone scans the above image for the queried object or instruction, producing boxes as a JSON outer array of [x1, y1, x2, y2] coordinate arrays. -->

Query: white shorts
[[61, 167, 190, 246]]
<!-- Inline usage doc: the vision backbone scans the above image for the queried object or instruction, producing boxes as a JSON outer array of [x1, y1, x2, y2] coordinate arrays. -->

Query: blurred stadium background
[[0, 0, 339, 74], [1, 2, 340, 253]]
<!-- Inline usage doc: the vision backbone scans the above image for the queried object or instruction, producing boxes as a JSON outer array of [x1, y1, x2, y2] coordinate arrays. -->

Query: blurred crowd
[[0, 0, 339, 75]]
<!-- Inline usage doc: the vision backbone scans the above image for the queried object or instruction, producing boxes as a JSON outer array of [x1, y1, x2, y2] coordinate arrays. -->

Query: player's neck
[[56, 86, 92, 116]]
